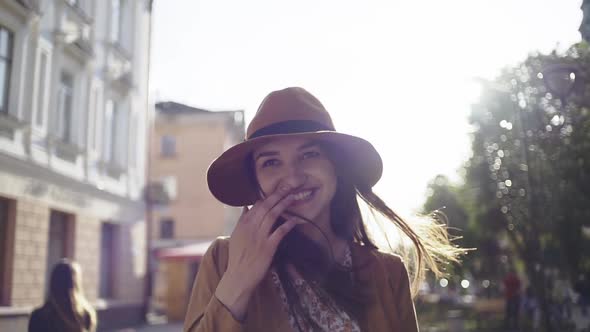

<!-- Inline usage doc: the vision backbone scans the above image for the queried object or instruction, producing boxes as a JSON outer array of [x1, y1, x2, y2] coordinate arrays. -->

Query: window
[[0, 26, 13, 114], [103, 99, 117, 162], [57, 72, 74, 143], [129, 113, 137, 167], [99, 223, 117, 298], [160, 218, 174, 239], [160, 135, 176, 157], [88, 88, 97, 149], [110, 0, 122, 42], [35, 52, 49, 127], [103, 99, 129, 169], [45, 210, 75, 292], [0, 197, 15, 305], [91, 87, 102, 151]]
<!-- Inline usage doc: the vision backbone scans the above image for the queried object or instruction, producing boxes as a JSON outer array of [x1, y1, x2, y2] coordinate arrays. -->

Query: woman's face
[[253, 136, 337, 227]]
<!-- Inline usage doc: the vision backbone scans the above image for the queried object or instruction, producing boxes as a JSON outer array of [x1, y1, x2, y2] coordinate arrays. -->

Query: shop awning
[[156, 240, 214, 261]]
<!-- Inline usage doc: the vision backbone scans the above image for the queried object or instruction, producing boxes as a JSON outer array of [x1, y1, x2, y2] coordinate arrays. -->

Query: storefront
[[153, 240, 212, 321]]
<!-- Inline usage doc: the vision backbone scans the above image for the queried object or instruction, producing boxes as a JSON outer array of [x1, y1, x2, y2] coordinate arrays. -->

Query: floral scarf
[[271, 245, 361, 332]]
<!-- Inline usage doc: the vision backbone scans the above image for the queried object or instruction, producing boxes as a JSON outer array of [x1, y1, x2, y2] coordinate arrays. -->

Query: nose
[[280, 163, 307, 190]]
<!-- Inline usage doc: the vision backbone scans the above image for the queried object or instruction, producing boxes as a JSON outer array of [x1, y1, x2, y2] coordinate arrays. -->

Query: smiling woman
[[253, 138, 338, 231], [183, 87, 464, 332]]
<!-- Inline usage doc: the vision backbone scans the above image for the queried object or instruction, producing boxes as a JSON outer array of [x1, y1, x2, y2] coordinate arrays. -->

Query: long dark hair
[[248, 140, 463, 329], [46, 259, 96, 332]]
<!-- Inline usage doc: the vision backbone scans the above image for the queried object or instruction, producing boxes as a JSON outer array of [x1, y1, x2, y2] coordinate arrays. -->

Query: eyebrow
[[254, 142, 319, 162], [254, 151, 278, 162]]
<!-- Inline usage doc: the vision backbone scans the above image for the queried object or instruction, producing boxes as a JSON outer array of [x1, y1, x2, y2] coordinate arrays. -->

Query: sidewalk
[[102, 309, 590, 332], [103, 322, 183, 332]]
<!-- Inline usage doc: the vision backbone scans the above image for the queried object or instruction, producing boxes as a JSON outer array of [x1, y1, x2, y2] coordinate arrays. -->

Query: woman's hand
[[214, 184, 301, 320]]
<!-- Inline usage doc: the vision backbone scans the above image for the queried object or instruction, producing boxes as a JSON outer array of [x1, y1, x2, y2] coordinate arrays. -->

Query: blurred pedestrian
[[28, 259, 96, 332], [503, 270, 521, 330], [575, 273, 590, 316], [552, 273, 572, 320], [522, 285, 539, 330], [183, 87, 464, 332], [522, 286, 534, 319]]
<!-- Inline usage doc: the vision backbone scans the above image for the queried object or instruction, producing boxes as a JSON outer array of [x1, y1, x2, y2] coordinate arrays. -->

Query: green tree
[[423, 175, 468, 277], [464, 42, 590, 331], [423, 175, 467, 229], [422, 175, 503, 284]]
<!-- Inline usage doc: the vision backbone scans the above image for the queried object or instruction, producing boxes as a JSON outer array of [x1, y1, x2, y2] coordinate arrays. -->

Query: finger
[[237, 206, 249, 223], [259, 194, 295, 234], [248, 184, 291, 221], [268, 218, 304, 250], [282, 212, 309, 225]]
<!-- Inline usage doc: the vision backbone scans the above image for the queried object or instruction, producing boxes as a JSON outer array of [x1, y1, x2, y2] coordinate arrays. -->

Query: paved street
[[104, 322, 184, 332], [101, 311, 590, 332], [102, 306, 590, 332]]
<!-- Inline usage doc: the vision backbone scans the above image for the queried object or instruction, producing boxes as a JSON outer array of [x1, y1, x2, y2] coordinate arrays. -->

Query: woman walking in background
[[29, 259, 96, 332], [184, 87, 464, 331]]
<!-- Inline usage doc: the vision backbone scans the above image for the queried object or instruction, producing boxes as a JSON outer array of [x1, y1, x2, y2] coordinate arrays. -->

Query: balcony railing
[[106, 42, 133, 91], [1, 0, 41, 18], [58, 0, 94, 60], [62, 0, 92, 25]]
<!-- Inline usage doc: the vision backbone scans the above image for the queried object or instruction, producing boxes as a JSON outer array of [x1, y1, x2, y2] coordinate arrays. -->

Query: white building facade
[[0, 0, 152, 330]]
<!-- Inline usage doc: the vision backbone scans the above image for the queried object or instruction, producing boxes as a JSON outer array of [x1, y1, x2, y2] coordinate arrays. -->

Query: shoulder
[[30, 305, 50, 320], [209, 236, 230, 251], [375, 250, 409, 283], [29, 305, 50, 331], [352, 243, 409, 280], [372, 248, 404, 265], [359, 244, 406, 275], [204, 237, 230, 259], [201, 237, 231, 274]]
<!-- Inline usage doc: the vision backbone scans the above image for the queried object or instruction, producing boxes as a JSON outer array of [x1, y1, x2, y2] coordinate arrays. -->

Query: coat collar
[[250, 242, 378, 332]]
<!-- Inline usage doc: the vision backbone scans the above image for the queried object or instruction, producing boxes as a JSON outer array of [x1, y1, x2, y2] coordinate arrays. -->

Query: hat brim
[[207, 131, 383, 207]]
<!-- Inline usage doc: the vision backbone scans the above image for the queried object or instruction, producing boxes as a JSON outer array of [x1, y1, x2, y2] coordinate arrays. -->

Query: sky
[[150, 0, 583, 215]]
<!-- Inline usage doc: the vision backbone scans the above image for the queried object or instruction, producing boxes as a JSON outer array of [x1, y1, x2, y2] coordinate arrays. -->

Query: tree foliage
[[466, 43, 590, 277], [423, 43, 590, 331], [465, 42, 590, 330]]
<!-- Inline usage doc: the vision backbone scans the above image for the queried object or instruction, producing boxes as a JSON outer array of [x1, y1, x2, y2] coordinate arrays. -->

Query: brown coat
[[183, 238, 419, 332]]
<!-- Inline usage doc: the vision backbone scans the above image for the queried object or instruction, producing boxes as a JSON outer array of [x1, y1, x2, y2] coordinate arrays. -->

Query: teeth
[[293, 190, 312, 201]]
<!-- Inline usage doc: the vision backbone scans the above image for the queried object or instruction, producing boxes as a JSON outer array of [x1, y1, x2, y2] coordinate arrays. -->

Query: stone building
[[149, 101, 244, 320], [0, 0, 152, 330]]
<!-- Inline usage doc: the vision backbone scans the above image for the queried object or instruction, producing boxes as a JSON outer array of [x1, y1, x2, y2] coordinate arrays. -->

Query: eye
[[261, 159, 280, 168], [302, 150, 321, 160]]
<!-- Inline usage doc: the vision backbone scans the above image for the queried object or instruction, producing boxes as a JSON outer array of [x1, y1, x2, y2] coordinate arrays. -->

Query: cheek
[[255, 171, 280, 196], [312, 162, 338, 195], [326, 173, 338, 198]]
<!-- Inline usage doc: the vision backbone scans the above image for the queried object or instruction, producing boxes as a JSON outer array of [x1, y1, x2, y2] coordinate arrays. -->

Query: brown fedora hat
[[207, 87, 383, 206]]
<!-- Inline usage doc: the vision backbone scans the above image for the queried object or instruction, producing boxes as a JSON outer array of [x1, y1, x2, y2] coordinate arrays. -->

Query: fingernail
[[281, 185, 290, 192]]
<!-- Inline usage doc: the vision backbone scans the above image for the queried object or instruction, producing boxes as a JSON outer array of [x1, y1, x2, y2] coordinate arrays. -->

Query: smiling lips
[[290, 189, 316, 205]]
